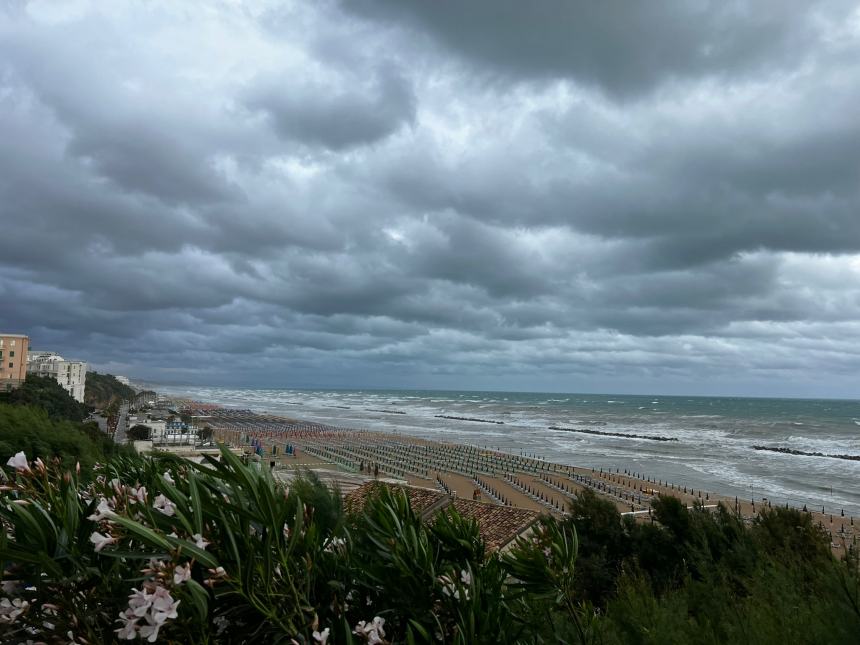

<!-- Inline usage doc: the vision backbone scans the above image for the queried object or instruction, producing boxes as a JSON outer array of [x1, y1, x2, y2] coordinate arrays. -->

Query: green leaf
[[218, 506, 242, 574], [110, 514, 172, 550], [408, 619, 431, 640], [165, 535, 219, 569], [185, 578, 210, 622], [98, 550, 171, 560], [10, 503, 51, 552], [188, 472, 204, 535]]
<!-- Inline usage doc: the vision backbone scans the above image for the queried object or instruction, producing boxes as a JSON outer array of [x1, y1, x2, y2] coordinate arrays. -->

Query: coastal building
[[127, 413, 197, 445], [130, 416, 167, 441], [0, 333, 30, 392], [26, 351, 88, 403], [163, 418, 198, 445]]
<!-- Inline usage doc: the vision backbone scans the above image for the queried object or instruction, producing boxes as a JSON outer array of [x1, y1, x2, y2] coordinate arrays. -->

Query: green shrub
[[0, 403, 129, 474], [84, 371, 135, 409], [0, 449, 857, 644], [0, 374, 90, 422]]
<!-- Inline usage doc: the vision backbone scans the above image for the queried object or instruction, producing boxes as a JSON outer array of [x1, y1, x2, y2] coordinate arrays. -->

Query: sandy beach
[[185, 404, 860, 555]]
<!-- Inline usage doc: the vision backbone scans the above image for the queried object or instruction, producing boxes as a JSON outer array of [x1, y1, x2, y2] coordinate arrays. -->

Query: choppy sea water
[[156, 386, 860, 515]]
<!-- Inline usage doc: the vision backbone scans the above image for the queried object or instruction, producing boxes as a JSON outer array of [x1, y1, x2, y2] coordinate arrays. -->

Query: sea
[[155, 386, 860, 516]]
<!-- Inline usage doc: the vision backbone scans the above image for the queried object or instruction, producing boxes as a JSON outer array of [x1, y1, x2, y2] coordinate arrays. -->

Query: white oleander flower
[[370, 617, 385, 635], [89, 531, 116, 552], [438, 573, 468, 601], [162, 471, 175, 485], [354, 616, 386, 643], [0, 597, 29, 624], [127, 587, 153, 617], [5, 452, 29, 472], [312, 627, 330, 644], [173, 563, 191, 585], [115, 613, 138, 640], [128, 485, 147, 504], [192, 533, 209, 549], [153, 494, 175, 516], [324, 537, 346, 552], [116, 584, 180, 642], [150, 586, 180, 623], [138, 613, 165, 642], [460, 569, 471, 585], [87, 497, 116, 521]]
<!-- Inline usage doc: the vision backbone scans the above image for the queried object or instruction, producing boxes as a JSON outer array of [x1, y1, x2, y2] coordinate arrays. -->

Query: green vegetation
[[85, 371, 136, 409], [0, 404, 131, 475], [0, 448, 857, 644], [0, 376, 131, 476], [0, 374, 90, 422], [568, 489, 859, 643]]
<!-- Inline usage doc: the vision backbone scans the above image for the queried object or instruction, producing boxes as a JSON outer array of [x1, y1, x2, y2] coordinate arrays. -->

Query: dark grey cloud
[[1, 1, 859, 397], [342, 0, 855, 97], [246, 64, 416, 150]]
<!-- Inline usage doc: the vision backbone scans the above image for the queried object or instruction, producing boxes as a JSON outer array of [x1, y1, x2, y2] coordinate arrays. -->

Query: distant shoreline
[[150, 383, 860, 519], [178, 400, 860, 555]]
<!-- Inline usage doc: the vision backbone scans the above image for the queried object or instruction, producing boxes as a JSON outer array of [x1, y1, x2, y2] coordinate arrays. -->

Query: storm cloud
[[1, 0, 860, 397]]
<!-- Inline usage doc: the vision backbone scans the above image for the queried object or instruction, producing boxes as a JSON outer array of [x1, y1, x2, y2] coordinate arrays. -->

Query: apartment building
[[27, 351, 88, 403], [0, 333, 30, 392]]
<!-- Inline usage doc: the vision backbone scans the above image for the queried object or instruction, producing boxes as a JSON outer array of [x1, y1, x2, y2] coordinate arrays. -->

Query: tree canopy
[[84, 371, 135, 409], [0, 404, 130, 474], [0, 374, 90, 422]]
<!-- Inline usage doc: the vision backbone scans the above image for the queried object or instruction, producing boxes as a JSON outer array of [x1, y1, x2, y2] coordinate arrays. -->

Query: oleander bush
[[0, 447, 589, 644], [0, 447, 858, 644]]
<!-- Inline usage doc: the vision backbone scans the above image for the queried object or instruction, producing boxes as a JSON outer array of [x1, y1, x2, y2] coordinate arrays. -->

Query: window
[[9, 351, 14, 358], [8, 362, 13, 369]]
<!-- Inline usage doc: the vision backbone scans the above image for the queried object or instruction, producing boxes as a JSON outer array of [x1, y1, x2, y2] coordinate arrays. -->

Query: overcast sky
[[2, 1, 860, 398]]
